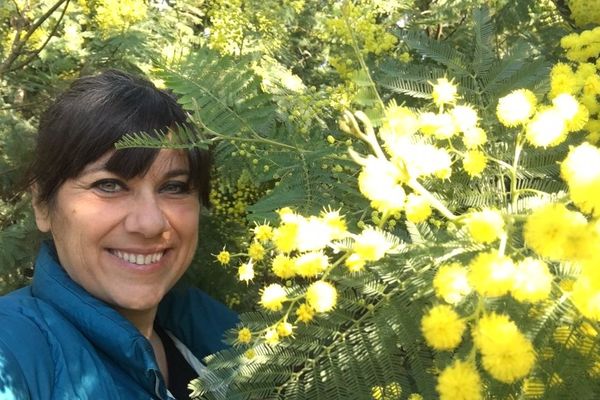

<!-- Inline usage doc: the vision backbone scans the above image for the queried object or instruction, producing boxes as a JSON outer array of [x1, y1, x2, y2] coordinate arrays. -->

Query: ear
[[31, 186, 51, 233]]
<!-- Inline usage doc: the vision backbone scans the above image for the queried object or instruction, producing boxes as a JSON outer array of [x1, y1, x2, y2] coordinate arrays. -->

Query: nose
[[124, 191, 169, 238]]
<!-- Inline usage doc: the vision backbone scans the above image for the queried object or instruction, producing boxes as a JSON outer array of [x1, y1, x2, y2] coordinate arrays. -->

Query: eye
[[160, 181, 191, 195], [92, 179, 126, 193]]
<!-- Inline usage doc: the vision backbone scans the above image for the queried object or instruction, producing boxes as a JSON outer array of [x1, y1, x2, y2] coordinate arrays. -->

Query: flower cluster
[[93, 0, 148, 35], [567, 0, 600, 28], [550, 27, 600, 142]]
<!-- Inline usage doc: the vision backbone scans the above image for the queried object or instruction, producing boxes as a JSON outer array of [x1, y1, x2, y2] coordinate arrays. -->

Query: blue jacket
[[0, 242, 238, 399]]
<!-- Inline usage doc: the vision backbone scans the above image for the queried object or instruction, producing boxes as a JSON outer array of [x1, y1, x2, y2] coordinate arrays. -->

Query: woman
[[0, 70, 237, 399]]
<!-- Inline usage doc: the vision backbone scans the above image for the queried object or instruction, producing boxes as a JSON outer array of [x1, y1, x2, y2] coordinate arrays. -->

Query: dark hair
[[29, 69, 210, 207]]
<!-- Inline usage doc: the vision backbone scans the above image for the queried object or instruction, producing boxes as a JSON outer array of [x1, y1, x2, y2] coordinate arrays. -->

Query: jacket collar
[[31, 241, 166, 396]]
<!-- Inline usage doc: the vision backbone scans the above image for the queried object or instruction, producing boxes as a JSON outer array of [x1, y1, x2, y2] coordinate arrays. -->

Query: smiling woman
[[0, 70, 237, 400]]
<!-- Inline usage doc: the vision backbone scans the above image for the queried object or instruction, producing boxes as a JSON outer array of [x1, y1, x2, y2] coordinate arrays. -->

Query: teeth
[[112, 250, 164, 265]]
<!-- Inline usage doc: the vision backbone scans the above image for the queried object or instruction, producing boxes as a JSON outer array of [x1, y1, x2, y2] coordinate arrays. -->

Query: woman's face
[[33, 150, 200, 312]]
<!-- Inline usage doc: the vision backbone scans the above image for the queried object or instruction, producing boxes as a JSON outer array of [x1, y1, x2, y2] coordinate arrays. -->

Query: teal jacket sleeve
[[0, 332, 31, 400], [0, 311, 54, 400]]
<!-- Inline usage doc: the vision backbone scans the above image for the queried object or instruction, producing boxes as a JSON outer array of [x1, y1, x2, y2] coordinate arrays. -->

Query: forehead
[[81, 149, 190, 177]]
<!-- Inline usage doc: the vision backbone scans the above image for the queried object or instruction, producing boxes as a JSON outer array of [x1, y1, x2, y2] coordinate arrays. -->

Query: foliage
[[2, 0, 600, 399]]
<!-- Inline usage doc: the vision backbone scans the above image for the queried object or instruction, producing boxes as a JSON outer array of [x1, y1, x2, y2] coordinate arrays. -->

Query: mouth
[[108, 249, 166, 266]]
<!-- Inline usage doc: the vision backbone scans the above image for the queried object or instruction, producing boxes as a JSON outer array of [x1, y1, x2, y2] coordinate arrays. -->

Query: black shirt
[[155, 325, 199, 400]]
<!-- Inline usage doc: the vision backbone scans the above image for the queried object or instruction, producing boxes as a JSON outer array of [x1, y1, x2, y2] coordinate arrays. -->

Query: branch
[[0, 0, 70, 75], [8, 0, 71, 73]]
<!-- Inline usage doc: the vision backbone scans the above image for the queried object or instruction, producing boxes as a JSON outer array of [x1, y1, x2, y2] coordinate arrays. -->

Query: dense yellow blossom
[[390, 141, 453, 180], [273, 222, 299, 254], [345, 253, 366, 273], [418, 112, 458, 140], [238, 261, 255, 282], [462, 150, 487, 178], [306, 281, 337, 313], [405, 194, 432, 223], [358, 155, 406, 212], [276, 321, 294, 337], [571, 268, 600, 320], [264, 328, 280, 345], [552, 93, 589, 132], [523, 203, 588, 260], [260, 283, 287, 311], [237, 327, 252, 344], [248, 241, 266, 261], [451, 105, 479, 133], [550, 63, 578, 97], [468, 251, 515, 297], [462, 127, 487, 149], [567, 1, 600, 28], [352, 228, 395, 262], [496, 89, 537, 127], [271, 254, 296, 279], [95, 0, 148, 35], [436, 360, 482, 400], [295, 303, 315, 323], [465, 209, 504, 243], [431, 78, 458, 106], [473, 313, 535, 383], [433, 263, 472, 304], [293, 251, 329, 278], [216, 250, 231, 265], [421, 305, 466, 350], [253, 223, 274, 242], [525, 108, 567, 148], [561, 143, 600, 216], [320, 208, 348, 240], [511, 258, 553, 303], [379, 104, 419, 141]]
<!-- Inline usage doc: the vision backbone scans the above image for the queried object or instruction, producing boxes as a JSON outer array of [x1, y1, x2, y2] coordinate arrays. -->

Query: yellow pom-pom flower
[[379, 104, 420, 140], [421, 305, 466, 350], [248, 241, 266, 261], [465, 209, 505, 243], [260, 283, 287, 311], [450, 104, 479, 133], [511, 258, 553, 303], [571, 268, 600, 320], [561, 143, 600, 217], [320, 208, 348, 240], [405, 194, 432, 223], [462, 150, 487, 178], [496, 89, 537, 127], [468, 251, 515, 297], [306, 281, 337, 313], [253, 223, 274, 242], [352, 228, 395, 262], [523, 203, 587, 260], [264, 328, 280, 345], [526, 108, 567, 148], [462, 127, 487, 149], [433, 262, 472, 304], [237, 327, 252, 344], [550, 63, 577, 97], [345, 253, 366, 273], [431, 77, 458, 106], [552, 93, 589, 132], [473, 313, 536, 383], [276, 321, 294, 337], [436, 360, 482, 400], [296, 303, 315, 323], [273, 223, 299, 254], [238, 261, 255, 282], [216, 249, 231, 265], [418, 112, 459, 139], [271, 254, 296, 279], [293, 251, 329, 278], [358, 156, 406, 213]]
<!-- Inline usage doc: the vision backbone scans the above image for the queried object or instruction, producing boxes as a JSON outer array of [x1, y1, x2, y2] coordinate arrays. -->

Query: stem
[[510, 131, 525, 210], [341, 2, 385, 113], [408, 179, 458, 221]]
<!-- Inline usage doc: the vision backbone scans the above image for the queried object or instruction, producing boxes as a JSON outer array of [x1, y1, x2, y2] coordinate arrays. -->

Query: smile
[[109, 249, 165, 265]]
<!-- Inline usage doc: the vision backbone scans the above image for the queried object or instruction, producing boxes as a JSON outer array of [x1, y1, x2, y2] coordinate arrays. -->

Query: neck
[[116, 306, 158, 339]]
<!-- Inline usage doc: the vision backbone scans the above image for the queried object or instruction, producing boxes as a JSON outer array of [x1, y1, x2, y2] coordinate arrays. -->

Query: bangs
[[105, 147, 161, 180]]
